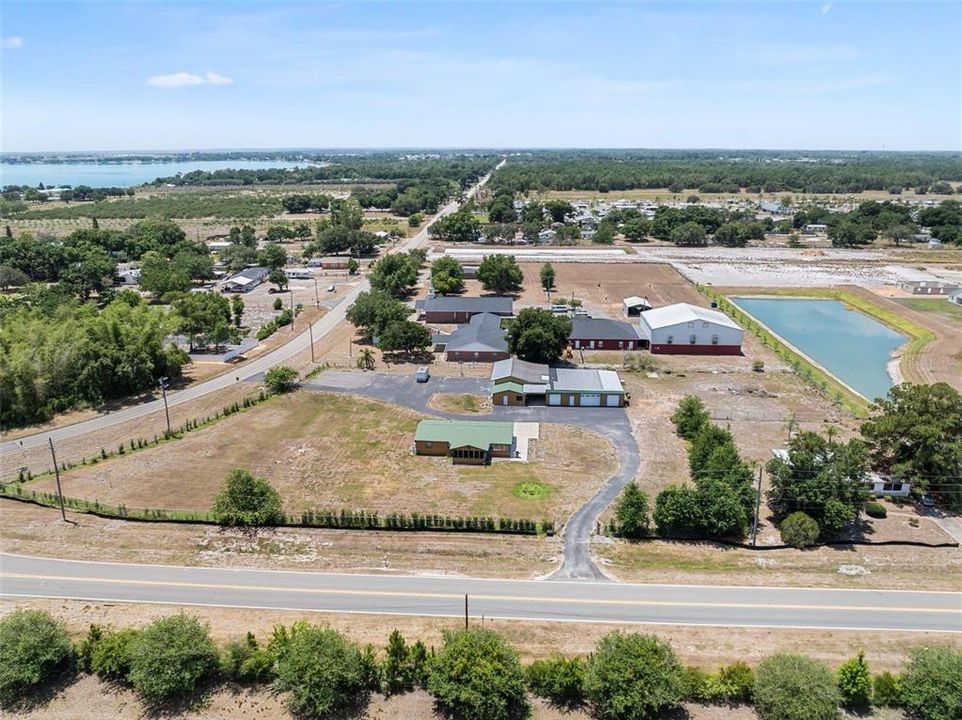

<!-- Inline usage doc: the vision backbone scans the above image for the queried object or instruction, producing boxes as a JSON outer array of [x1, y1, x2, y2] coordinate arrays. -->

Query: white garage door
[[547, 394, 561, 406], [605, 394, 621, 407], [580, 393, 602, 407]]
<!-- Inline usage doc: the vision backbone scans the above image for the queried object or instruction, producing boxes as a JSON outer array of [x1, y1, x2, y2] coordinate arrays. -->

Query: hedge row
[[0, 488, 554, 536], [3, 609, 960, 720]]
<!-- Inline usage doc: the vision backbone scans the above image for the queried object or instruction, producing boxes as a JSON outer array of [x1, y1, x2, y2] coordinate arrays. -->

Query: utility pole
[[464, 594, 469, 629], [751, 466, 763, 547], [47, 438, 66, 522], [313, 275, 320, 308], [308, 323, 316, 363], [158, 377, 171, 436], [290, 288, 295, 332]]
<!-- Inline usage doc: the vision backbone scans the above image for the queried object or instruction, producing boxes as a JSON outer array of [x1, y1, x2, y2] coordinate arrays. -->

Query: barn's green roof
[[492, 381, 524, 394], [414, 420, 514, 450]]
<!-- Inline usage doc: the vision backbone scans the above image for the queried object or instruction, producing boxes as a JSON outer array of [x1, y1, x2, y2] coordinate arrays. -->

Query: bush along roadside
[[4, 610, 961, 720]]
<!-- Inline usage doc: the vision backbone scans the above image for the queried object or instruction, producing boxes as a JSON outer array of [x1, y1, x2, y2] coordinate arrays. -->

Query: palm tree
[[356, 348, 375, 371]]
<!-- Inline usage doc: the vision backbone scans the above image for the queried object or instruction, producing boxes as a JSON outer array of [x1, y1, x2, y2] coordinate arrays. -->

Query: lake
[[0, 160, 312, 188], [730, 297, 906, 401]]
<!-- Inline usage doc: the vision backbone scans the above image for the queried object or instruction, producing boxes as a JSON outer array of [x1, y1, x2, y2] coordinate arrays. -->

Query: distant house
[[771, 449, 910, 498], [434, 312, 509, 362], [568, 318, 642, 350], [117, 268, 141, 286], [637, 303, 742, 355], [948, 290, 962, 306], [537, 229, 557, 243], [414, 419, 514, 465], [898, 280, 960, 296], [803, 223, 828, 234], [490, 359, 625, 407], [622, 296, 652, 316], [207, 241, 232, 251], [220, 266, 269, 293], [417, 296, 513, 324]]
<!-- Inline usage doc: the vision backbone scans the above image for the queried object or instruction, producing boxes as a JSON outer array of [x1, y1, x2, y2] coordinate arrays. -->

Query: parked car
[[415, 367, 430, 383], [267, 287, 282, 294], [920, 493, 935, 508]]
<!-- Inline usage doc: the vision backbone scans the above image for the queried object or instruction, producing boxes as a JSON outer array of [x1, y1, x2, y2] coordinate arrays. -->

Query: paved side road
[[303, 372, 641, 581], [2, 554, 959, 633]]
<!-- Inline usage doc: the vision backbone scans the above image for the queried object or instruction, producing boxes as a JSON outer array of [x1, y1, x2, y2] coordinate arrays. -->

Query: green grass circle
[[512, 481, 550, 501]]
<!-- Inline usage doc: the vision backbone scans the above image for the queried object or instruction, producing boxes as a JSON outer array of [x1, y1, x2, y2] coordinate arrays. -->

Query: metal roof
[[414, 420, 514, 450], [443, 313, 508, 354], [491, 358, 550, 384], [569, 318, 642, 342], [549, 368, 624, 394], [638, 303, 740, 331], [420, 295, 513, 315], [492, 381, 524, 394], [622, 296, 652, 308]]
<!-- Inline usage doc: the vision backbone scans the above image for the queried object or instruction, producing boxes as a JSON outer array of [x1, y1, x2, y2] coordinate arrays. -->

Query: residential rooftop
[[414, 419, 514, 450]]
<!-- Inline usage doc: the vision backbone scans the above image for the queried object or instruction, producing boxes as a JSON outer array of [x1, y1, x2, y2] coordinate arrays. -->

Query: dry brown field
[[28, 393, 617, 525]]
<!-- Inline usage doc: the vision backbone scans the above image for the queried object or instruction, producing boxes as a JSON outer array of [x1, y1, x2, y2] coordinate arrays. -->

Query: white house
[[637, 303, 743, 355], [771, 449, 911, 498]]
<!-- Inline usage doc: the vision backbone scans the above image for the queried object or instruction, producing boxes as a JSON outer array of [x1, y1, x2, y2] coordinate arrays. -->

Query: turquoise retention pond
[[730, 297, 906, 402]]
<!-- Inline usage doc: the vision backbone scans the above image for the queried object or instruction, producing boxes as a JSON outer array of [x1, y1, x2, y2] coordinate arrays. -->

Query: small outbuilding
[[637, 303, 742, 355], [622, 296, 652, 316], [414, 419, 514, 464], [568, 318, 642, 350]]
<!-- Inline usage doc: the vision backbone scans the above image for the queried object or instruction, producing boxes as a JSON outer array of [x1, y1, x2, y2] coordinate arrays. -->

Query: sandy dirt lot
[[28, 392, 617, 525], [6, 674, 906, 720]]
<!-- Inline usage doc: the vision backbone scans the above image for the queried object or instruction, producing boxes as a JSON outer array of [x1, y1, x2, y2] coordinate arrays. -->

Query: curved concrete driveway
[[304, 372, 641, 581], [0, 166, 500, 463]]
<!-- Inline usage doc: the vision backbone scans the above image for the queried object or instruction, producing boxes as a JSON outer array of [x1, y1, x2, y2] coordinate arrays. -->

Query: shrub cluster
[[3, 610, 960, 720]]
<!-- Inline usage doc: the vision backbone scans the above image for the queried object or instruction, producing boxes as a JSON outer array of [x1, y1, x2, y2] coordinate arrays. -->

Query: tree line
[[0, 287, 187, 427], [148, 154, 500, 188], [489, 151, 962, 195], [612, 384, 962, 548], [3, 608, 958, 720]]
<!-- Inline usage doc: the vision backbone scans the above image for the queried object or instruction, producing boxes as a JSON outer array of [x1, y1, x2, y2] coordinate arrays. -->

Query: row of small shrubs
[[3, 609, 960, 720], [256, 308, 294, 340]]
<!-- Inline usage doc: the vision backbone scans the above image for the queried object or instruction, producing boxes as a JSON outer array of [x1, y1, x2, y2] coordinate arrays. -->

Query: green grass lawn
[[897, 297, 962, 324]]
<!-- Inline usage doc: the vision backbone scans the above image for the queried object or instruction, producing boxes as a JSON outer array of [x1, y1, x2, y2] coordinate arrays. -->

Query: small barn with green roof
[[414, 419, 515, 465]]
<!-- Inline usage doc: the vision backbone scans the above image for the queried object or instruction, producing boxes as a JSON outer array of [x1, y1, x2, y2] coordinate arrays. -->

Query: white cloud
[[821, 3, 833, 15], [204, 70, 233, 86], [146, 71, 233, 88], [2, 36, 24, 49]]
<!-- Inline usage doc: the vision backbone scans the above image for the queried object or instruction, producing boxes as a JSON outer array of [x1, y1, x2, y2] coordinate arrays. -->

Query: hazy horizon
[[3, 1, 960, 153]]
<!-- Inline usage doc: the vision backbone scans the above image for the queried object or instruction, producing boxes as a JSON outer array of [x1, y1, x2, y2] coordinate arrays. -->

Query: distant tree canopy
[[346, 290, 412, 342], [430, 256, 465, 295], [477, 254, 523, 294], [368, 252, 420, 296], [429, 209, 482, 243], [487, 151, 962, 196], [0, 288, 187, 427], [506, 307, 571, 364]]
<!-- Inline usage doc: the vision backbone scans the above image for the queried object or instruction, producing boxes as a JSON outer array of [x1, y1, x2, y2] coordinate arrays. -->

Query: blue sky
[[2, 1, 960, 152]]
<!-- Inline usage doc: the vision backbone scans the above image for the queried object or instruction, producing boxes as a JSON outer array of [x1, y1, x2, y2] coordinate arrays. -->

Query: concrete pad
[[511, 422, 540, 461]]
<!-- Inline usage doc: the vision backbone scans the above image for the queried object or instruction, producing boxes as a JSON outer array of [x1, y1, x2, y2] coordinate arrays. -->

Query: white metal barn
[[637, 303, 743, 355]]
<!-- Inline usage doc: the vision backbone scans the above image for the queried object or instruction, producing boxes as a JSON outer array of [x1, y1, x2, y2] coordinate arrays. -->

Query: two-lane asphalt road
[[2, 554, 959, 633]]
